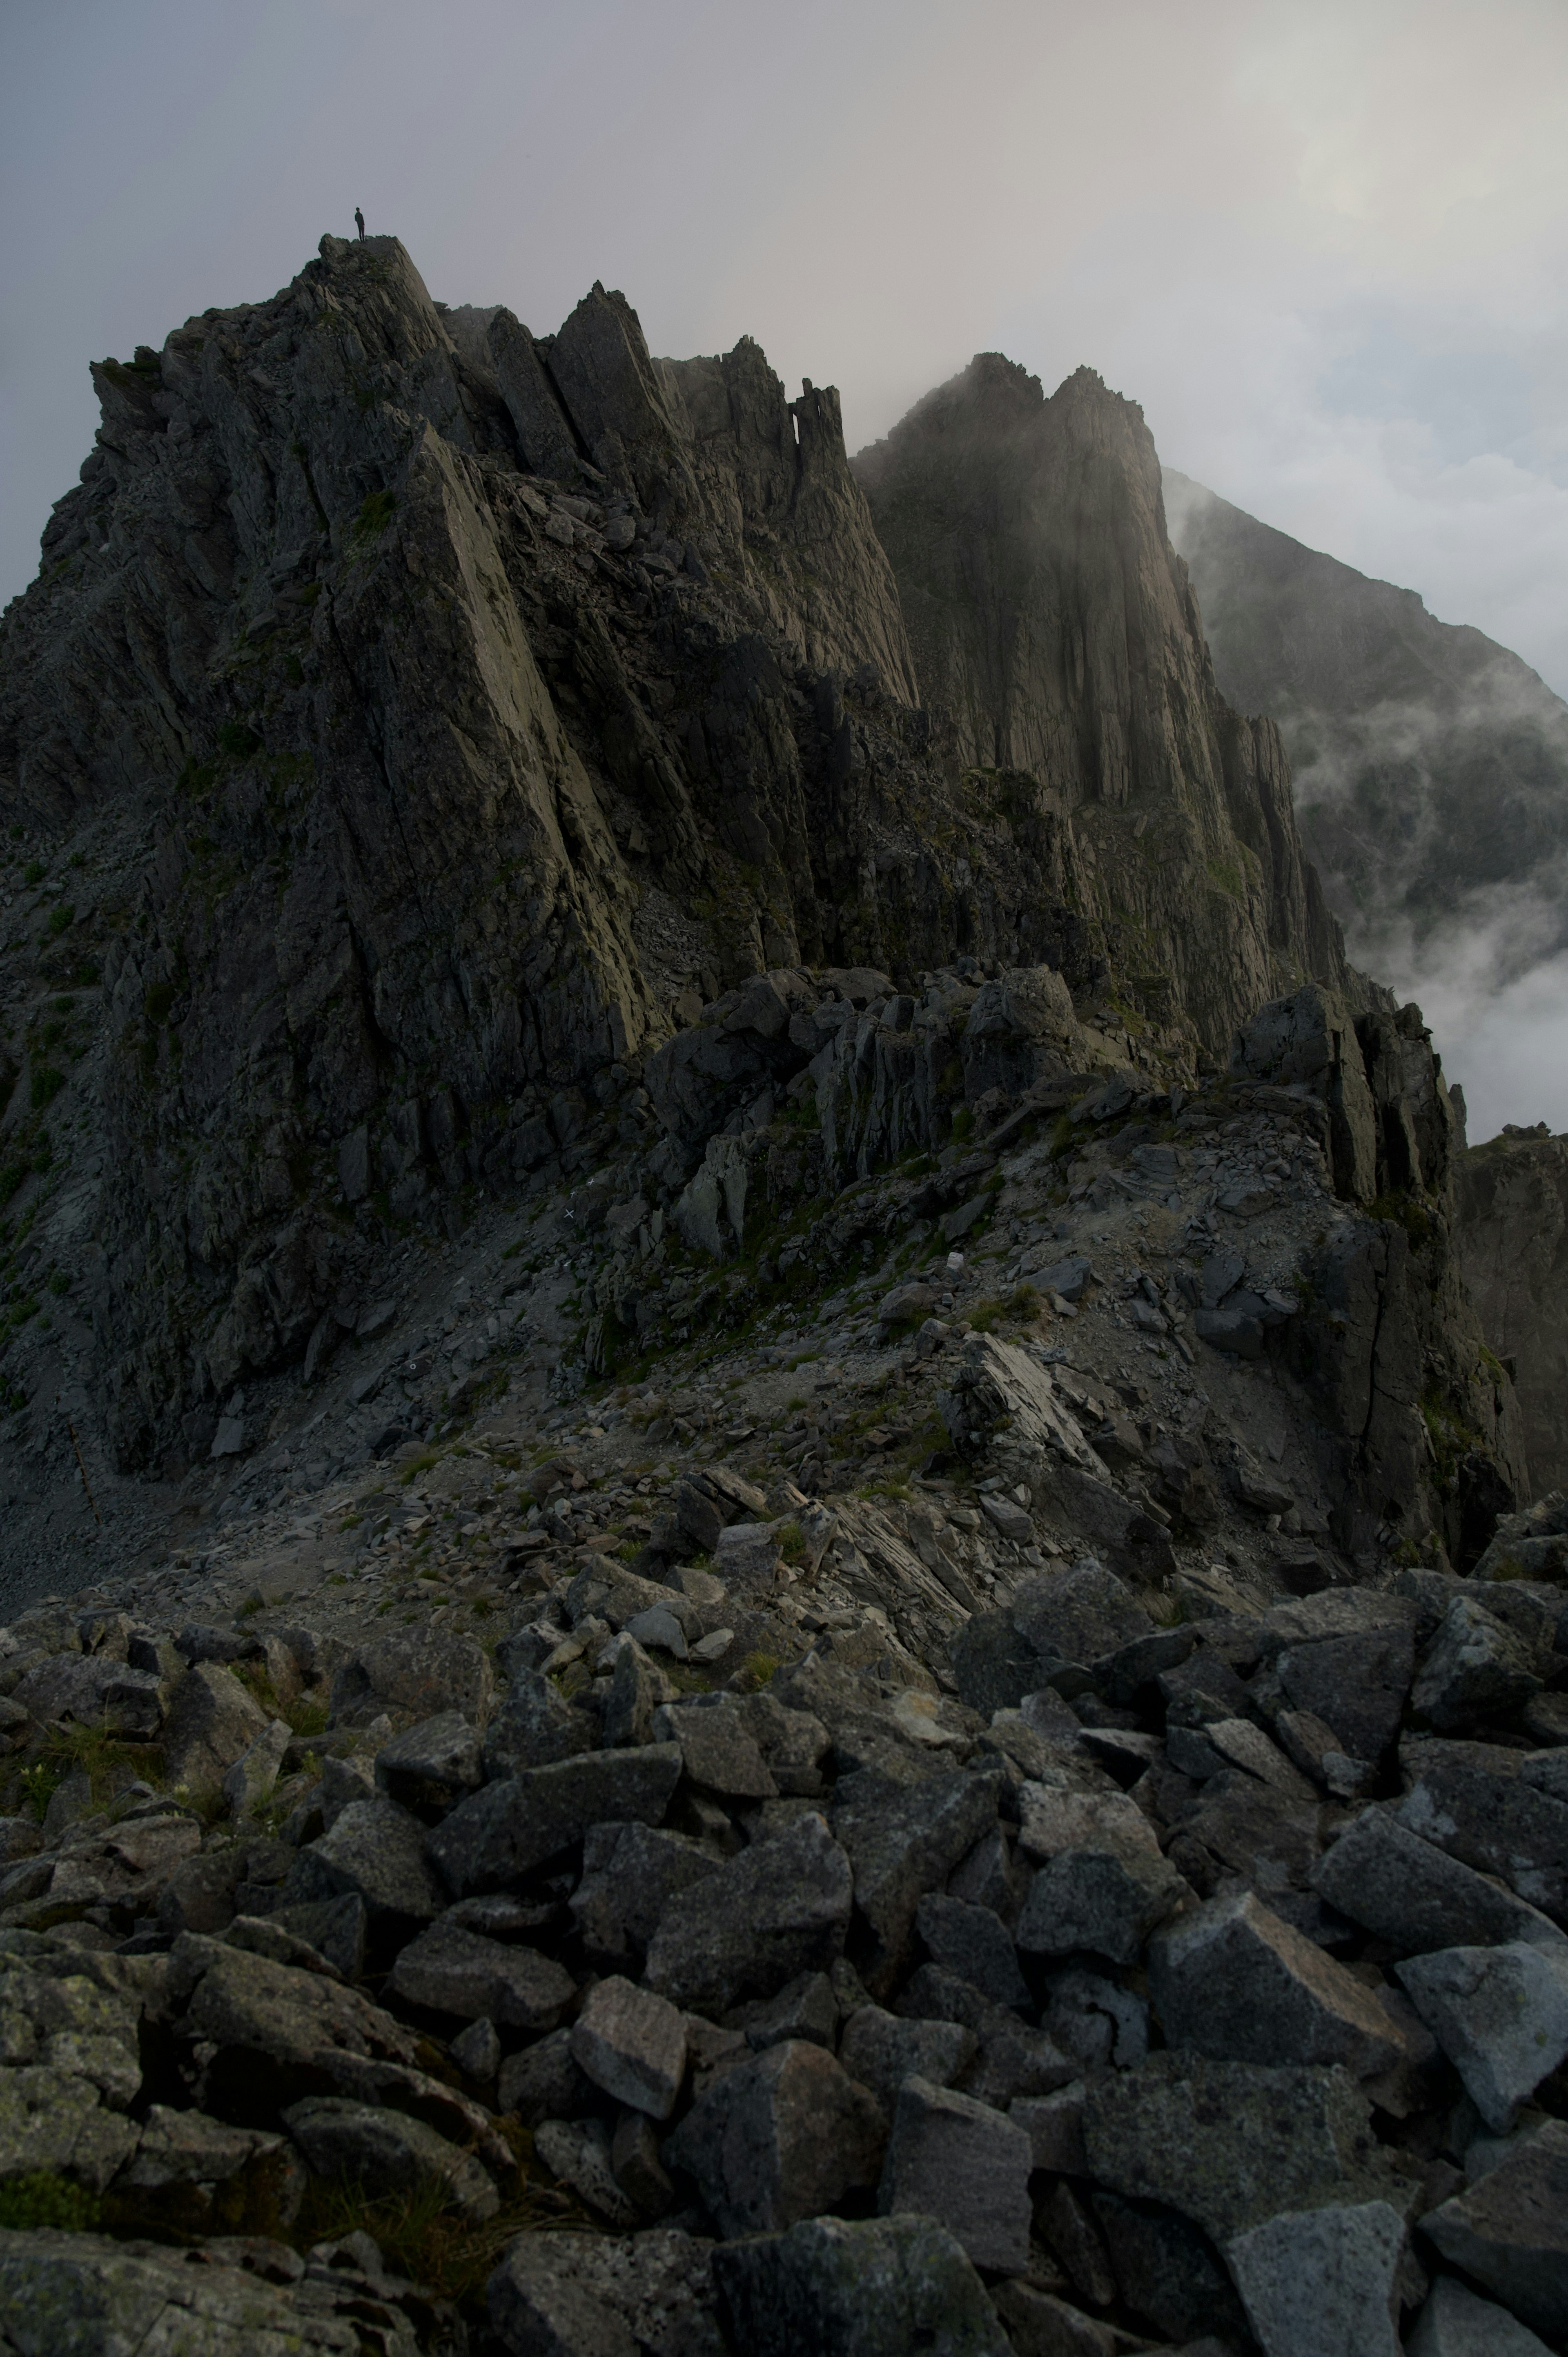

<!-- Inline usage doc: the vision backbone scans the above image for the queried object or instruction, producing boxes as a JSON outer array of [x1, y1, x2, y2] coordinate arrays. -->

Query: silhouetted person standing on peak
[[354, 207, 365, 240]]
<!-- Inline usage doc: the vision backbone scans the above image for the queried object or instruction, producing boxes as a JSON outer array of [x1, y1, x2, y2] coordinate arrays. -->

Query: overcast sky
[[3, 0, 1566, 1130]]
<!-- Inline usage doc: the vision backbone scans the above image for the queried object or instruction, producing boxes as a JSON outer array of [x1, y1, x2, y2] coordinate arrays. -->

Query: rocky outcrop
[[1165, 468, 1568, 982], [0, 241, 1350, 1477], [1454, 1124, 1568, 1494], [853, 357, 1347, 1047]]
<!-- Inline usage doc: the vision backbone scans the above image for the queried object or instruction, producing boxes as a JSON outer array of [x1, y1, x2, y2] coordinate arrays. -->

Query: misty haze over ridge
[[1163, 471, 1568, 1146]]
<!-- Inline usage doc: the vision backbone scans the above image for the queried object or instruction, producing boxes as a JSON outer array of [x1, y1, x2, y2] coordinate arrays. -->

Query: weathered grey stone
[[0, 2231, 360, 2353], [535, 2114, 640, 2228], [271, 1893, 367, 1979], [488, 2225, 726, 2357], [653, 1697, 778, 1797], [1395, 1940, 1568, 2131], [915, 1892, 1030, 2010], [1082, 2052, 1400, 2243], [1275, 1628, 1414, 1765], [664, 2038, 885, 2237], [570, 1976, 687, 2119], [162, 1662, 270, 1795], [1011, 2083, 1088, 2175], [482, 1669, 597, 1777], [329, 1628, 493, 1728], [570, 1821, 722, 1965], [285, 2093, 499, 2220], [711, 2212, 1011, 2357], [497, 2025, 597, 2125], [1422, 2120, 1568, 2341], [601, 1636, 677, 1749], [1413, 1597, 1541, 1732], [737, 1969, 838, 2052], [387, 1920, 575, 2028], [644, 1810, 852, 2013], [837, 2002, 978, 2114], [114, 2102, 302, 2234], [1149, 1890, 1407, 2075], [374, 1711, 484, 1810], [1406, 2273, 1556, 2356], [833, 1768, 1000, 1991], [1396, 1738, 1568, 1925], [285, 1795, 446, 1928], [450, 2015, 500, 2081], [1090, 2190, 1248, 2345], [223, 1717, 291, 1818], [41, 1811, 203, 1918], [897, 1964, 1077, 2109], [877, 2074, 1032, 2273], [1312, 1808, 1568, 1956], [611, 2109, 675, 2219], [1014, 1785, 1188, 1964], [428, 1744, 684, 1895], [1224, 2200, 1404, 2357]]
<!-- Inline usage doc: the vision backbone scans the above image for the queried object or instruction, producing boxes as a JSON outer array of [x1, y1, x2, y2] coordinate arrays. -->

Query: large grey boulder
[[833, 1768, 1001, 1991], [1089, 2190, 1249, 2345], [569, 1975, 687, 2119], [161, 1662, 270, 1794], [0, 2230, 362, 2354], [285, 1795, 446, 1929], [1421, 2121, 1568, 2342], [386, 1920, 576, 2028], [1148, 1890, 1407, 2075], [284, 2093, 498, 2221], [644, 1810, 853, 2014], [488, 2225, 726, 2357], [428, 1744, 684, 1895], [877, 2075, 1032, 2274], [711, 2212, 1011, 2357], [1312, 1807, 1568, 1956], [1396, 1738, 1568, 1925], [1413, 1597, 1541, 1730], [113, 2102, 303, 2235], [1275, 1627, 1414, 1765], [374, 1712, 484, 1810], [915, 1893, 1030, 2011], [664, 2038, 885, 2238], [1407, 2274, 1556, 2355], [1224, 2199, 1405, 2357], [482, 1668, 598, 1777], [1395, 1941, 1568, 2130], [837, 2003, 977, 2114], [1082, 2053, 1401, 2243], [1015, 1784, 1188, 1964], [653, 1697, 778, 1797], [329, 1627, 493, 1728], [570, 1821, 722, 1965]]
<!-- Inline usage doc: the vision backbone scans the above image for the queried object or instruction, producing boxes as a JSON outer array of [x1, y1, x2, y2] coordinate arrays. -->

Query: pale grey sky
[[4, 0, 1567, 1131]]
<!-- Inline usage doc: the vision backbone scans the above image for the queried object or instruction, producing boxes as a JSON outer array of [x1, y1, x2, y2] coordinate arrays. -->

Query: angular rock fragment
[[653, 1696, 778, 1797], [429, 1743, 683, 1895], [387, 1919, 575, 2027], [711, 2212, 1011, 2357], [570, 1820, 721, 1965], [1090, 2190, 1249, 2345], [161, 1662, 270, 1794], [329, 1627, 493, 1728], [1015, 1785, 1188, 1964], [488, 2225, 726, 2357], [1224, 2199, 1405, 2357], [284, 2093, 499, 2221], [1082, 2052, 1400, 2242], [877, 2074, 1032, 2273], [1413, 1597, 1541, 1732], [644, 1810, 852, 2014], [915, 1891, 1030, 2011], [222, 1717, 292, 1818], [481, 1669, 597, 1777], [497, 2025, 596, 2125], [1396, 1737, 1568, 1925], [837, 2002, 978, 2114], [570, 1975, 687, 2119], [1395, 1940, 1568, 2130], [285, 1795, 446, 1931], [1421, 2121, 1568, 2341], [0, 2231, 361, 2353], [1312, 1808, 1568, 1956], [664, 2038, 885, 2237], [114, 2102, 303, 2235], [1148, 1889, 1407, 2075], [534, 2114, 640, 2227], [374, 1711, 484, 1809], [1406, 2273, 1555, 2355]]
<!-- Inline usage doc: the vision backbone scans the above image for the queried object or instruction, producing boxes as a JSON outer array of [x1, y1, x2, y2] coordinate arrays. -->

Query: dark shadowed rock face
[[853, 355, 1346, 1049], [1454, 1126, 1568, 1497]]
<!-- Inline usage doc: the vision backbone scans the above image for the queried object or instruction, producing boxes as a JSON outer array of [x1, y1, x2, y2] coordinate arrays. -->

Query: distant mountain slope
[[1164, 469, 1568, 981]]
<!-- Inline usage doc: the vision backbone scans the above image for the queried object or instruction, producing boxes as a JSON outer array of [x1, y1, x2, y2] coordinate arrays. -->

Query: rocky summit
[[0, 234, 1560, 2355]]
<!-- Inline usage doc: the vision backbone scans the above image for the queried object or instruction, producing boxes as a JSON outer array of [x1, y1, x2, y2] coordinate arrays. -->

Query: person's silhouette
[[354, 207, 365, 240]]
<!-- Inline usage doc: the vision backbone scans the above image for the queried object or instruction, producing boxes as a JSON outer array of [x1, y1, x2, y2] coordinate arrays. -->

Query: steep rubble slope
[[851, 357, 1345, 1047], [0, 241, 1351, 1488], [1165, 468, 1568, 977], [1454, 1124, 1568, 1496]]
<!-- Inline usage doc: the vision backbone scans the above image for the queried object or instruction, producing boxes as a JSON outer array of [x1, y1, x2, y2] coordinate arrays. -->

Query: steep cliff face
[[852, 357, 1347, 1047], [1165, 468, 1568, 977], [1454, 1125, 1568, 1496]]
